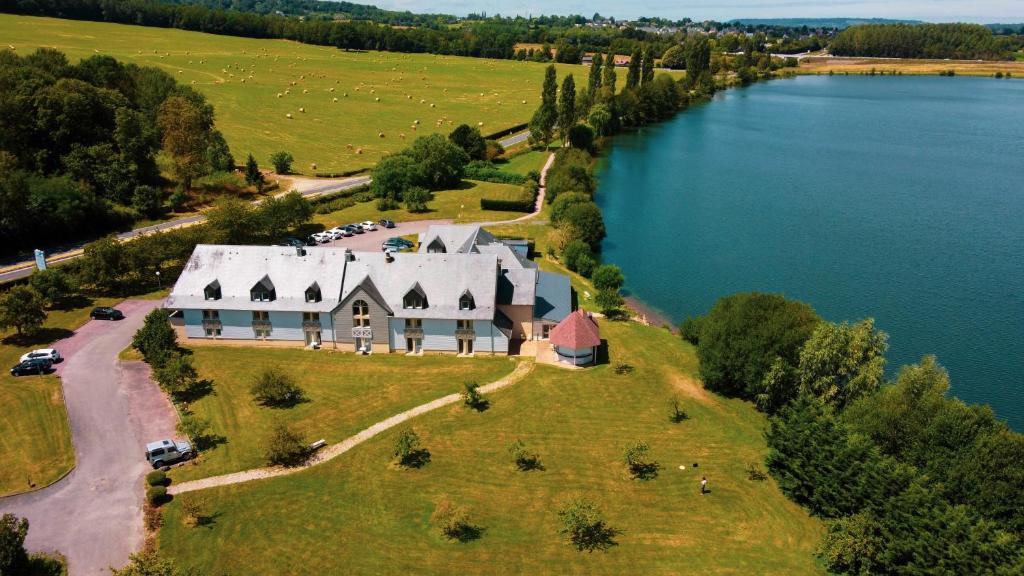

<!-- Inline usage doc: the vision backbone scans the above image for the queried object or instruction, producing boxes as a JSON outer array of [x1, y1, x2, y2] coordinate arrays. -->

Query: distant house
[[581, 55, 594, 65], [549, 309, 601, 366], [166, 225, 572, 356]]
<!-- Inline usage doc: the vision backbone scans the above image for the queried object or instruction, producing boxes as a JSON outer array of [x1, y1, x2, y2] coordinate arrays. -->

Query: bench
[[309, 439, 327, 451]]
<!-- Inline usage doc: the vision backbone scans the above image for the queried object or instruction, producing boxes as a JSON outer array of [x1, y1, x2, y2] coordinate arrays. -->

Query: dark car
[[11, 358, 53, 376], [347, 224, 365, 235], [90, 306, 124, 320], [378, 219, 396, 229], [280, 237, 307, 248]]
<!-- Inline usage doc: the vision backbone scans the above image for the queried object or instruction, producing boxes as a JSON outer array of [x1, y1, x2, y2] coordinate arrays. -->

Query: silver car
[[145, 439, 194, 468]]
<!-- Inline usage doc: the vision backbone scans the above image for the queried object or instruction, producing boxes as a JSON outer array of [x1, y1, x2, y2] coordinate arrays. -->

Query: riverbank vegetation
[[831, 23, 1018, 60], [682, 293, 1024, 574]]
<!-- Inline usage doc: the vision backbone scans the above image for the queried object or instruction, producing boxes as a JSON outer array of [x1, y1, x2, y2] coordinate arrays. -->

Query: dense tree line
[[831, 23, 1014, 60], [0, 47, 232, 256], [684, 292, 1024, 573]]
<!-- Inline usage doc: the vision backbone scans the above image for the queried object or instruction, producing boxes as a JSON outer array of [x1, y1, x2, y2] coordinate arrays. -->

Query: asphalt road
[[0, 299, 179, 575], [0, 129, 530, 284]]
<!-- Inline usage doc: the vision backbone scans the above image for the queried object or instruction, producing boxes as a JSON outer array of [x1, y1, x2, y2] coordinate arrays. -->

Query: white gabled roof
[[166, 245, 348, 312]]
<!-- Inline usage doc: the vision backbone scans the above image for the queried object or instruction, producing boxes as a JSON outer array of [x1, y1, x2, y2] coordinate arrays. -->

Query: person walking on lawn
[[700, 476, 708, 495]]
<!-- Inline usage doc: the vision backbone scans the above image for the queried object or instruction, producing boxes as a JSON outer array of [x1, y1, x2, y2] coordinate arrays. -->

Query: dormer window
[[250, 275, 276, 302], [426, 237, 446, 254], [305, 282, 321, 303], [204, 280, 221, 301], [403, 283, 428, 309], [459, 290, 475, 310]]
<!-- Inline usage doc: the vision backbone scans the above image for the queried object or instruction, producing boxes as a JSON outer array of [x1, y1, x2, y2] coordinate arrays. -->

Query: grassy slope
[[159, 320, 822, 574], [171, 348, 517, 482], [0, 14, 607, 174], [797, 57, 1024, 77], [312, 180, 527, 229]]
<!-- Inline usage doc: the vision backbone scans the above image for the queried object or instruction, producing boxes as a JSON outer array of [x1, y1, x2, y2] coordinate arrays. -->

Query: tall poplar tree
[[602, 52, 617, 95], [557, 74, 576, 144], [625, 46, 642, 89], [528, 64, 558, 146], [641, 47, 655, 85], [588, 52, 603, 95]]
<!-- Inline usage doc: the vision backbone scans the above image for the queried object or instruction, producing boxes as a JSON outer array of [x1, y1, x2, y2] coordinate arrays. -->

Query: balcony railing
[[352, 326, 372, 339], [251, 320, 272, 329], [302, 320, 322, 330], [403, 327, 424, 339], [455, 328, 475, 339], [201, 319, 222, 330]]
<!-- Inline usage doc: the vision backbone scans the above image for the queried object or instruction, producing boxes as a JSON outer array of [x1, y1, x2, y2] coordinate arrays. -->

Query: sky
[[374, 0, 1023, 23]]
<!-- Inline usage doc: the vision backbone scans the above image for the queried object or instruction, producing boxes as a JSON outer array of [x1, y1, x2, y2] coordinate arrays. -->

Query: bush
[[746, 462, 768, 481], [560, 201, 606, 251], [508, 439, 543, 471], [595, 287, 623, 313], [576, 254, 597, 278], [483, 139, 505, 161], [146, 486, 170, 507], [462, 381, 488, 411], [250, 368, 304, 407], [314, 196, 356, 214], [430, 495, 481, 542], [176, 415, 214, 450], [264, 422, 308, 467], [668, 396, 688, 423], [404, 186, 432, 213], [549, 192, 592, 225], [269, 151, 293, 174], [557, 498, 618, 551], [463, 161, 527, 184], [679, 316, 701, 345], [132, 185, 163, 218], [168, 187, 188, 212], [392, 428, 430, 468], [591, 265, 624, 292], [567, 124, 595, 151], [624, 441, 660, 480], [132, 309, 177, 368], [448, 124, 487, 160], [145, 471, 167, 487], [613, 361, 634, 375], [561, 240, 593, 273]]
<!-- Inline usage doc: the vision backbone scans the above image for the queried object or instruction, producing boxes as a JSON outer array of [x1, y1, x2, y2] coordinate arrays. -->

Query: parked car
[[10, 358, 53, 376], [348, 224, 365, 234], [360, 221, 378, 232], [327, 227, 347, 240], [378, 219, 396, 229], [383, 237, 414, 248], [90, 307, 124, 320], [20, 349, 61, 364], [145, 439, 194, 468], [312, 232, 332, 244], [280, 237, 307, 248]]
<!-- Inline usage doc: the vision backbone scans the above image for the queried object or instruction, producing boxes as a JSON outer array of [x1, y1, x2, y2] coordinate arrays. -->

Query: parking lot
[[315, 219, 453, 252]]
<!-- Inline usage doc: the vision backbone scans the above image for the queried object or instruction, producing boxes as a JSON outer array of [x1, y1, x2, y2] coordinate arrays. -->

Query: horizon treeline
[[831, 23, 1018, 60]]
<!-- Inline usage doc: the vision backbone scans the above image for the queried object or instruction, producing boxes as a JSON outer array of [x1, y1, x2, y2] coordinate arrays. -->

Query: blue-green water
[[596, 75, 1024, 429]]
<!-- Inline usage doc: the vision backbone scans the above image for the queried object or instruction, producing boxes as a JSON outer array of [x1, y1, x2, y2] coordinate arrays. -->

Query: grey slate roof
[[497, 268, 538, 306], [417, 224, 495, 254], [166, 245, 349, 312], [534, 271, 572, 322]]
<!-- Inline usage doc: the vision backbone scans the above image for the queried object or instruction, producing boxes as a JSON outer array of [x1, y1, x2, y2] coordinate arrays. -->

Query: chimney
[[296, 246, 306, 257], [384, 252, 394, 263], [344, 248, 355, 262]]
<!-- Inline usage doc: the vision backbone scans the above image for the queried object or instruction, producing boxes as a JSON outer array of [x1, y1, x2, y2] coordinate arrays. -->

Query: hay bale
[[356, 148, 363, 154], [277, 93, 283, 98], [478, 122, 484, 126], [430, 103, 436, 108], [299, 107, 305, 113], [420, 99, 426, 103], [414, 120, 420, 124], [399, 133, 406, 139], [375, 97, 380, 102], [329, 87, 334, 92], [378, 132, 385, 138], [333, 97, 338, 102], [286, 113, 293, 119], [311, 162, 317, 170]]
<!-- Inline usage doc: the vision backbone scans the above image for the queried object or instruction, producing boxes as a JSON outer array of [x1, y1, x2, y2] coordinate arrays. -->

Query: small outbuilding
[[549, 309, 601, 366]]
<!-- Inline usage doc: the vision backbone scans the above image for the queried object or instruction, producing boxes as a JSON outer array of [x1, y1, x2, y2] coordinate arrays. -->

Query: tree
[[132, 308, 177, 367], [684, 36, 712, 81], [641, 47, 655, 85], [264, 422, 307, 466], [623, 440, 659, 479], [371, 154, 419, 204], [462, 381, 487, 411], [111, 552, 183, 576], [561, 240, 593, 273], [550, 192, 592, 225], [250, 367, 304, 407], [403, 186, 432, 213], [587, 104, 613, 137], [392, 428, 429, 468], [205, 196, 259, 244], [244, 153, 264, 191], [157, 96, 209, 190], [602, 52, 617, 95], [258, 191, 313, 239], [269, 151, 293, 174], [78, 235, 124, 291], [0, 285, 46, 337], [557, 75, 577, 143], [661, 45, 685, 69], [155, 353, 199, 397], [695, 293, 820, 400], [596, 288, 624, 314], [0, 513, 29, 575], [557, 498, 618, 551], [528, 65, 558, 147], [204, 130, 234, 173], [587, 52, 603, 95], [507, 439, 542, 471], [177, 414, 214, 450], [796, 319, 888, 410], [132, 185, 163, 218], [566, 124, 594, 151], [625, 47, 642, 90], [28, 268, 77, 307], [448, 124, 486, 160], [406, 134, 469, 190], [591, 265, 624, 292], [430, 495, 479, 542], [560, 201, 606, 251]]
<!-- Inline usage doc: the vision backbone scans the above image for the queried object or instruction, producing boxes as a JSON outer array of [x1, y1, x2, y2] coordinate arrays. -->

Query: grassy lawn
[[0, 14, 605, 175], [497, 150, 551, 176], [159, 320, 823, 574], [312, 180, 528, 228], [170, 348, 518, 482]]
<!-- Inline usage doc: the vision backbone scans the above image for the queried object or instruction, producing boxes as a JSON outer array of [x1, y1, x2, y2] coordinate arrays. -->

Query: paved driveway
[[0, 299, 179, 575]]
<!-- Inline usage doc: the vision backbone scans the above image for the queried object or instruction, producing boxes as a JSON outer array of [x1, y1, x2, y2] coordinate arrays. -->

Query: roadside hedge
[[146, 485, 171, 506], [145, 471, 168, 487]]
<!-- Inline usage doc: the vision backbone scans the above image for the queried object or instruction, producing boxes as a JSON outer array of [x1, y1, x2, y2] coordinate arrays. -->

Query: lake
[[595, 75, 1024, 429]]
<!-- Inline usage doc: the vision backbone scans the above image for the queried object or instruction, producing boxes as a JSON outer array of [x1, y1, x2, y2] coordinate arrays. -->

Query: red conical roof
[[549, 309, 601, 349]]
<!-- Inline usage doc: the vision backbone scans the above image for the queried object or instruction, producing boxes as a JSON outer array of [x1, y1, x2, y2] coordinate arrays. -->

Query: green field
[[159, 320, 823, 574], [0, 15, 600, 174], [171, 348, 517, 482]]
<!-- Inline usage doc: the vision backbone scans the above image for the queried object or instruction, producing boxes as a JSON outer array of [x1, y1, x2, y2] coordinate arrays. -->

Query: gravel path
[[169, 360, 535, 495]]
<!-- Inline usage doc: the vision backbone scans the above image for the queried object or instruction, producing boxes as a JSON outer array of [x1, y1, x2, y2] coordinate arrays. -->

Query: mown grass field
[[0, 14, 596, 174], [170, 348, 517, 482], [797, 56, 1024, 77], [311, 180, 530, 229], [159, 320, 823, 574]]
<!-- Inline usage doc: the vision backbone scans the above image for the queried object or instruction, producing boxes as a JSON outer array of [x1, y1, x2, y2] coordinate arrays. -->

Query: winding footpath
[[170, 360, 535, 495]]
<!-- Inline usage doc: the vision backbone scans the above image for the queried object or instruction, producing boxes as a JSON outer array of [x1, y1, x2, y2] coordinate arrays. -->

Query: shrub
[[132, 185, 163, 218], [507, 439, 542, 471], [143, 503, 163, 532], [567, 124, 595, 151], [591, 265, 624, 293], [177, 415, 214, 450], [549, 192, 592, 225], [250, 368, 304, 407], [560, 201, 606, 251], [269, 151, 293, 174], [668, 396, 688, 423], [561, 240, 593, 273], [315, 196, 356, 214], [404, 186, 432, 213], [483, 139, 505, 161], [179, 495, 211, 528], [146, 486, 170, 507], [746, 462, 768, 481], [613, 361, 634, 375], [679, 316, 702, 345], [595, 287, 623, 313], [264, 422, 308, 467], [430, 496, 480, 542], [448, 124, 487, 160], [462, 381, 487, 411], [624, 441, 660, 480], [557, 498, 618, 551], [167, 187, 187, 212], [464, 161, 527, 184], [145, 471, 167, 487], [132, 309, 177, 368], [392, 428, 430, 468]]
